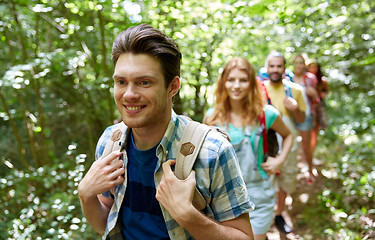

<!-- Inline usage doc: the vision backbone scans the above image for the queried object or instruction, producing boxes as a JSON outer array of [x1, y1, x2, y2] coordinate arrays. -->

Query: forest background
[[0, 0, 374, 239]]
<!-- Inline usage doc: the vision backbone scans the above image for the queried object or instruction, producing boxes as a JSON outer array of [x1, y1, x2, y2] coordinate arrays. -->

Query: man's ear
[[168, 76, 180, 99]]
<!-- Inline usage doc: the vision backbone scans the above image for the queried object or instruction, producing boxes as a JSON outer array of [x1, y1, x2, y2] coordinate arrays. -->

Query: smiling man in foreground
[[78, 23, 254, 240]]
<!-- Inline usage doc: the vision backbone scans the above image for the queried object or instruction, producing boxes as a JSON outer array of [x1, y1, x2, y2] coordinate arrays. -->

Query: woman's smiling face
[[225, 68, 250, 102]]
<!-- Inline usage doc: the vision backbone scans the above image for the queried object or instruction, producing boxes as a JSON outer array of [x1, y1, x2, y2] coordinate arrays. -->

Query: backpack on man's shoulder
[[259, 79, 295, 161], [258, 108, 279, 161], [100, 118, 226, 211]]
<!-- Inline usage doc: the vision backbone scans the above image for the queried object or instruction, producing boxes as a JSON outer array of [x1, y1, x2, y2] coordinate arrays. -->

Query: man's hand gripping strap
[[175, 121, 211, 211]]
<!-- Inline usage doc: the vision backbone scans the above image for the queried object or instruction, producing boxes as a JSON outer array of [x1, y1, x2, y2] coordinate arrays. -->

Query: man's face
[[267, 57, 286, 83], [113, 53, 177, 129]]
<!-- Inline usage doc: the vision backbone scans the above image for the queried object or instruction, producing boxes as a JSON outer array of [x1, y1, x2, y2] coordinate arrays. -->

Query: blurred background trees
[[0, 0, 374, 239]]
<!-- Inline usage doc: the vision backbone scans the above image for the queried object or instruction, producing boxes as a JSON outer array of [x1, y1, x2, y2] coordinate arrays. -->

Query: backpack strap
[[175, 120, 211, 211], [100, 122, 126, 197], [101, 122, 127, 159], [257, 79, 272, 105], [258, 108, 269, 162]]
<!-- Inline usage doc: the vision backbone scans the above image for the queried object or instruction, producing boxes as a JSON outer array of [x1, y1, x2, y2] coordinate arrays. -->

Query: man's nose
[[123, 85, 139, 100]]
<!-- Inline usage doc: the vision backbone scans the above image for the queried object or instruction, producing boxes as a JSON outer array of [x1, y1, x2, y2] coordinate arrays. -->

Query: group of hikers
[[78, 24, 329, 240]]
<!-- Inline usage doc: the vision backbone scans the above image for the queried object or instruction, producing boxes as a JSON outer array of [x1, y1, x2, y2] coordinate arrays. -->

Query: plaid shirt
[[95, 111, 254, 240]]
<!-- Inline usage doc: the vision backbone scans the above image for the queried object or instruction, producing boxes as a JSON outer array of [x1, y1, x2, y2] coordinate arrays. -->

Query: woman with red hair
[[307, 60, 329, 152], [204, 57, 293, 240]]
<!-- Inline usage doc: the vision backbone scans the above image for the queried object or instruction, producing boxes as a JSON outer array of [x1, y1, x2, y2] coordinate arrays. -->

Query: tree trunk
[[173, 91, 183, 115], [97, 9, 115, 123], [0, 88, 30, 168], [17, 91, 40, 168], [32, 72, 50, 166], [34, 12, 40, 57], [11, 2, 28, 61], [76, 66, 96, 157], [2, 28, 15, 66]]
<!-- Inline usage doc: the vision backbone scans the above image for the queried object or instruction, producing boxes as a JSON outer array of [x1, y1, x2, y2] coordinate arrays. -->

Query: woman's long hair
[[307, 60, 327, 97], [205, 57, 264, 127], [307, 60, 323, 84]]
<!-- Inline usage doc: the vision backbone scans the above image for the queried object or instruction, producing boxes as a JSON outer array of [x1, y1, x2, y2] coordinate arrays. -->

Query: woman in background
[[307, 60, 329, 152], [204, 57, 293, 240], [292, 54, 320, 183]]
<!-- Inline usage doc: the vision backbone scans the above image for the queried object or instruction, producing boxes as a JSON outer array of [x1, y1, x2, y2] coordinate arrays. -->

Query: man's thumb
[[186, 170, 196, 183]]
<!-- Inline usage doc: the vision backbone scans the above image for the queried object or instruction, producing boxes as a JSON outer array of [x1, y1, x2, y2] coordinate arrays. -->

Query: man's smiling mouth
[[125, 105, 145, 111]]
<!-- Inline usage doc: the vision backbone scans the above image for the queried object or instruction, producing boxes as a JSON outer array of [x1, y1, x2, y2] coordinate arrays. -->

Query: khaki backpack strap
[[100, 122, 126, 197], [175, 120, 211, 211], [101, 122, 126, 160]]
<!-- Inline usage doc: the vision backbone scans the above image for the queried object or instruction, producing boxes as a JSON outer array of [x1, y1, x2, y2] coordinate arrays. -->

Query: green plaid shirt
[[95, 111, 254, 240]]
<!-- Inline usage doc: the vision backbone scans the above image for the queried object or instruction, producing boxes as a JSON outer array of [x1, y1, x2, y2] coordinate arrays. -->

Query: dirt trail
[[267, 158, 326, 240]]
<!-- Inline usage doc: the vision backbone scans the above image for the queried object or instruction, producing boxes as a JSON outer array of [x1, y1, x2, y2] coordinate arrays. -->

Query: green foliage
[[1, 0, 374, 239], [0, 149, 98, 239], [311, 81, 375, 238]]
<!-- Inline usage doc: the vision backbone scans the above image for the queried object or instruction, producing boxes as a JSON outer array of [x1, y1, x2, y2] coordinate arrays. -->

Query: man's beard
[[269, 73, 283, 83]]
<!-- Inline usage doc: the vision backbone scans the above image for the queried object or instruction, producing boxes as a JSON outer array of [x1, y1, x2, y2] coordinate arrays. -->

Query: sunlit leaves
[[0, 0, 374, 239], [2, 65, 32, 89], [0, 150, 97, 239]]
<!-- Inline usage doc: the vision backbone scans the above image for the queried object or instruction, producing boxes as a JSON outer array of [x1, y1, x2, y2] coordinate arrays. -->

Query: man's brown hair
[[111, 23, 181, 88]]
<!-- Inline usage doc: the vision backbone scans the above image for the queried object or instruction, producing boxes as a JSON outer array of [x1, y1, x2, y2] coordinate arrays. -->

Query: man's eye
[[119, 80, 125, 84], [139, 81, 150, 86]]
